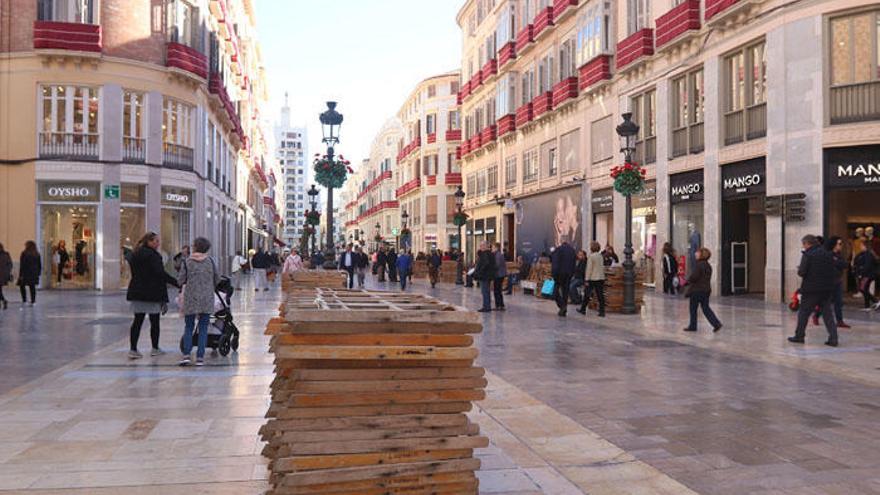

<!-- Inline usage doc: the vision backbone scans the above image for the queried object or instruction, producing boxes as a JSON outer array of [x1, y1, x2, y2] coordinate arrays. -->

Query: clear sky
[[255, 0, 463, 171]]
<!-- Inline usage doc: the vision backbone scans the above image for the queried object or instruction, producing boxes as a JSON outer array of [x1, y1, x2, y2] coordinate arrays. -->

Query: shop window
[[723, 39, 767, 145], [37, 0, 97, 23], [828, 10, 880, 124], [576, 0, 611, 67], [39, 85, 99, 160], [670, 68, 705, 158], [631, 89, 656, 165]]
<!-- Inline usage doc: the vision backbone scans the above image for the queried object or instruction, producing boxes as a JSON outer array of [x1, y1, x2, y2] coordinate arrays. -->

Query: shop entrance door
[[722, 197, 766, 295], [40, 205, 98, 289], [731, 242, 748, 293], [505, 213, 515, 261]]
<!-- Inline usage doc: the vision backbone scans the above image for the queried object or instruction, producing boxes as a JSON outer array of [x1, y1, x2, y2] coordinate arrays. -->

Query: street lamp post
[[400, 210, 409, 251], [374, 222, 381, 252], [307, 184, 319, 257], [615, 112, 640, 315], [319, 102, 343, 266], [454, 185, 466, 286]]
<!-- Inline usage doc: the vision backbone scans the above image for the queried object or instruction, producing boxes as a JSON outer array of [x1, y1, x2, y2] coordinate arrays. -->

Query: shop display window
[[40, 205, 97, 289], [672, 202, 703, 277]]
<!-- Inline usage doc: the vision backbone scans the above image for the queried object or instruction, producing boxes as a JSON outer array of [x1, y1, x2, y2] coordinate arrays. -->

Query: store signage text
[[671, 183, 702, 200], [48, 186, 92, 198], [165, 192, 190, 204], [723, 174, 762, 193], [837, 164, 880, 183]]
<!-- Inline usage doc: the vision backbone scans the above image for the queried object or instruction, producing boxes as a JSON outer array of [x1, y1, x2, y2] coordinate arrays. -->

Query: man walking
[[387, 248, 398, 283], [473, 241, 496, 313], [492, 243, 507, 310], [231, 250, 248, 290], [789, 235, 839, 347], [251, 248, 272, 292], [550, 238, 576, 317], [427, 248, 442, 288], [377, 246, 387, 282], [354, 246, 368, 288], [340, 244, 356, 289]]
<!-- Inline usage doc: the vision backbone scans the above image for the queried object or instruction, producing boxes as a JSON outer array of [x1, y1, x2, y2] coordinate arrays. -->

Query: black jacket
[[0, 251, 12, 284], [18, 252, 41, 286], [251, 252, 272, 269], [686, 259, 713, 295], [428, 254, 442, 268], [551, 243, 576, 278], [377, 251, 387, 264], [797, 245, 838, 294], [854, 251, 877, 279], [127, 246, 179, 303], [473, 249, 496, 281], [574, 259, 586, 280], [355, 252, 369, 269]]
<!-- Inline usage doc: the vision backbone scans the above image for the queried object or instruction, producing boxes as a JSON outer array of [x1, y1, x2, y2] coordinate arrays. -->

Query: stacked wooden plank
[[281, 270, 348, 290], [587, 267, 645, 313], [262, 288, 487, 494]]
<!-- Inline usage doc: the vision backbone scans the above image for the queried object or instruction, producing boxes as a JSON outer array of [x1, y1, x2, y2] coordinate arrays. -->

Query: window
[[496, 73, 517, 116], [830, 12, 880, 87], [559, 128, 580, 173], [576, 1, 610, 67], [448, 110, 461, 130], [518, 0, 534, 30], [591, 115, 613, 163], [627, 0, 650, 35], [496, 3, 516, 47], [723, 40, 767, 144], [163, 98, 193, 147], [487, 165, 498, 193], [451, 81, 460, 94], [523, 148, 539, 183], [559, 37, 577, 80], [122, 90, 145, 141], [426, 114, 436, 135], [485, 34, 497, 62], [485, 96, 497, 125], [36, 0, 97, 23], [521, 68, 536, 104], [537, 52, 555, 93], [427, 85, 437, 98], [426, 196, 438, 224], [505, 156, 517, 187], [39, 84, 99, 158], [631, 89, 656, 164], [167, 0, 201, 50], [541, 139, 558, 177], [670, 68, 705, 157]]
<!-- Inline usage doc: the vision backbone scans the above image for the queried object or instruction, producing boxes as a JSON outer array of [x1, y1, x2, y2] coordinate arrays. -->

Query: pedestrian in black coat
[[387, 249, 398, 282], [126, 232, 180, 358], [550, 240, 576, 316], [683, 247, 722, 332], [473, 242, 496, 313], [18, 241, 41, 306], [789, 235, 839, 346], [0, 243, 12, 310]]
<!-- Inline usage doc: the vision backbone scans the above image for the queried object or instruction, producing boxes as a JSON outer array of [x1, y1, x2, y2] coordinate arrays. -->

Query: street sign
[[391, 228, 400, 236], [764, 195, 782, 216], [103, 184, 120, 200], [783, 193, 806, 222]]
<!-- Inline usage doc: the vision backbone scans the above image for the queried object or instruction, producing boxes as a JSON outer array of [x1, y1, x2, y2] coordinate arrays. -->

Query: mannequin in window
[[687, 222, 701, 276]]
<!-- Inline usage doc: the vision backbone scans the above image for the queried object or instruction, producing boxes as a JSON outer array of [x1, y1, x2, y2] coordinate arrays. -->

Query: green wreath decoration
[[452, 211, 469, 227], [313, 153, 353, 189], [304, 210, 321, 226], [610, 163, 646, 196], [303, 224, 316, 236]]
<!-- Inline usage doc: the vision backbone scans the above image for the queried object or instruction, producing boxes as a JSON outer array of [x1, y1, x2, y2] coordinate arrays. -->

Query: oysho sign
[[721, 158, 766, 199], [49, 186, 92, 198], [165, 192, 190, 204], [38, 182, 99, 202], [160, 187, 194, 208]]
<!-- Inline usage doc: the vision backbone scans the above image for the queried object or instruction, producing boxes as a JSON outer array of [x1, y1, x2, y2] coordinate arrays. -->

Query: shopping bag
[[540, 279, 555, 298]]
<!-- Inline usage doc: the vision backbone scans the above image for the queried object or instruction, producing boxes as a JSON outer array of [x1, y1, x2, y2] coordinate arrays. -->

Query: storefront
[[669, 170, 704, 277], [825, 145, 880, 291], [37, 181, 100, 289], [632, 180, 657, 286], [721, 158, 767, 295], [516, 185, 582, 264], [591, 188, 614, 247], [160, 186, 193, 269], [120, 184, 147, 287]]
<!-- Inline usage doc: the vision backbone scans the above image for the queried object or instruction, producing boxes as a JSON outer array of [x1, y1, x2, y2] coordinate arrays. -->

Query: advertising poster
[[515, 186, 582, 263]]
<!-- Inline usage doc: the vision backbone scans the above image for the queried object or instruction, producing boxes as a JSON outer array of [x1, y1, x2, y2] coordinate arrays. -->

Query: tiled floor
[[0, 275, 879, 494]]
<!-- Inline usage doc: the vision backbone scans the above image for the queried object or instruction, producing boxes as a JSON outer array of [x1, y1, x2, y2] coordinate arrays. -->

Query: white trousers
[[254, 268, 268, 290]]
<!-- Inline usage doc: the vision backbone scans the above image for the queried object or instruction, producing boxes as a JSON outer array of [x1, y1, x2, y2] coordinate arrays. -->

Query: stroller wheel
[[218, 337, 231, 357], [231, 334, 240, 351]]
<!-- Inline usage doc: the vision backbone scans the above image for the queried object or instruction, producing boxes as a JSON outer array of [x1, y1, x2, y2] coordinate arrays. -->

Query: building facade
[[394, 72, 464, 254], [456, 0, 880, 301], [0, 0, 273, 290], [274, 95, 308, 247]]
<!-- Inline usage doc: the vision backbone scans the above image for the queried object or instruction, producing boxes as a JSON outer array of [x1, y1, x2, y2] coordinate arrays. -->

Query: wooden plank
[[280, 458, 482, 487], [274, 448, 473, 472], [270, 471, 477, 494], [274, 345, 478, 361], [281, 321, 482, 335], [262, 413, 468, 433], [270, 401, 473, 420], [279, 422, 480, 443], [285, 435, 489, 456], [273, 359, 475, 369], [287, 377, 489, 393], [287, 389, 486, 408], [274, 333, 473, 347], [287, 367, 485, 381]]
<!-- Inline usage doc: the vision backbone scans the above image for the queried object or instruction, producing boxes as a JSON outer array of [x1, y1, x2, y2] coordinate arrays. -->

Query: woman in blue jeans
[[683, 247, 723, 332], [177, 237, 220, 366]]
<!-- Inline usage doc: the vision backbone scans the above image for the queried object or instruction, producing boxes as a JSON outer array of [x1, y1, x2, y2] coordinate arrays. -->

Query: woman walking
[[54, 240, 69, 285], [683, 247, 722, 332], [661, 242, 679, 295], [853, 242, 877, 309], [0, 243, 12, 309], [126, 232, 180, 359], [577, 242, 606, 317], [177, 237, 220, 366], [282, 248, 303, 275], [18, 241, 41, 307]]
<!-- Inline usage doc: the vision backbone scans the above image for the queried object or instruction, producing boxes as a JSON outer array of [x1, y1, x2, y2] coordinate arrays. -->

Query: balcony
[[533, 7, 555, 40], [553, 0, 580, 22], [481, 59, 498, 83], [656, 0, 701, 50], [39, 132, 98, 161], [445, 129, 462, 142], [395, 177, 422, 198], [456, 146, 462, 160], [427, 133, 437, 144], [472, 70, 484, 89], [498, 42, 517, 67], [209, 72, 239, 130], [515, 102, 534, 128], [473, 133, 483, 149], [830, 81, 880, 125], [705, 0, 752, 22], [723, 103, 766, 146], [357, 170, 393, 200], [426, 175, 437, 186], [33, 21, 102, 54], [461, 140, 471, 156], [123, 137, 146, 163], [497, 114, 516, 137], [480, 124, 497, 146], [163, 142, 194, 171], [616, 29, 654, 71], [445, 173, 463, 185], [578, 55, 612, 92], [552, 77, 579, 107], [532, 92, 554, 118], [166, 42, 207, 80], [515, 24, 535, 54]]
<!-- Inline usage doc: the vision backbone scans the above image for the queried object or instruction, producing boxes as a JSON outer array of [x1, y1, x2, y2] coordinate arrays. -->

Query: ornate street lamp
[[454, 185, 466, 285], [615, 112, 640, 315], [307, 184, 319, 256], [400, 210, 410, 251], [374, 221, 382, 251], [318, 102, 343, 265]]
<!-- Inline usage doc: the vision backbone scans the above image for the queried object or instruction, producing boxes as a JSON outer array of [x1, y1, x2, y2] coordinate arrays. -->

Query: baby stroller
[[180, 276, 240, 356]]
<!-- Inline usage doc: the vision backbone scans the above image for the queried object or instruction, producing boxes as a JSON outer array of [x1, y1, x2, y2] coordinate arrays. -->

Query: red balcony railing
[[480, 124, 497, 145], [357, 170, 393, 200], [515, 102, 534, 128], [445, 129, 462, 142], [481, 59, 498, 81], [395, 177, 422, 198], [552, 77, 579, 107], [455, 146, 462, 160], [357, 200, 401, 222], [616, 29, 654, 70], [579, 55, 612, 91], [705, 0, 743, 21], [473, 133, 483, 149], [427, 133, 437, 144], [515, 24, 534, 53], [498, 42, 517, 67], [209, 72, 239, 129], [166, 42, 207, 79], [426, 175, 437, 185], [533, 7, 555, 39], [461, 140, 471, 156], [532, 92, 554, 117], [656, 0, 701, 48], [553, 0, 580, 21], [497, 114, 516, 137], [445, 173, 463, 185], [33, 21, 102, 53]]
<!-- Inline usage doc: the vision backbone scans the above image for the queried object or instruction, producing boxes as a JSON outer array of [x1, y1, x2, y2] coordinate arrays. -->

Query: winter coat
[[686, 259, 713, 295], [585, 252, 606, 281], [356, 252, 369, 269], [0, 251, 12, 285], [178, 254, 220, 315], [428, 254, 442, 269], [797, 245, 838, 294], [473, 249, 496, 281], [251, 252, 272, 269], [551, 243, 576, 278], [126, 246, 178, 303], [854, 251, 877, 279], [494, 251, 507, 277], [662, 253, 678, 277], [18, 252, 41, 286], [396, 253, 413, 275]]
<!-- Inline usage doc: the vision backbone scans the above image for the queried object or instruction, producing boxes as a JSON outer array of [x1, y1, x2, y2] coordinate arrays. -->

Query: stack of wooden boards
[[281, 270, 348, 291], [262, 288, 488, 494], [587, 267, 645, 313]]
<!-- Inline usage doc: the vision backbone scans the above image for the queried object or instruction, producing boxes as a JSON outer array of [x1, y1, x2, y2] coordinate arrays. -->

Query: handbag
[[540, 279, 555, 298]]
